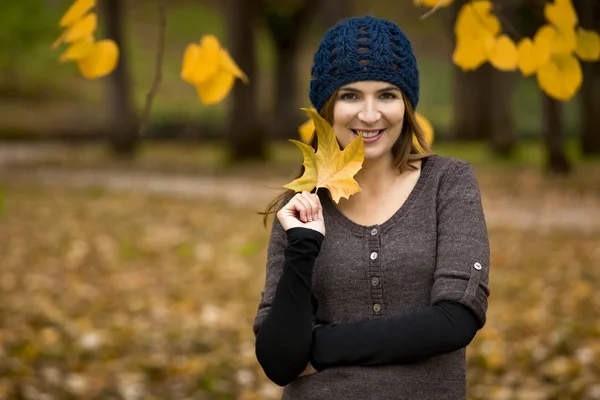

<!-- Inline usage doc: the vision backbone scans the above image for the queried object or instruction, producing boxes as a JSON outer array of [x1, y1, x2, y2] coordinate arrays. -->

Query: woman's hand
[[277, 191, 325, 236]]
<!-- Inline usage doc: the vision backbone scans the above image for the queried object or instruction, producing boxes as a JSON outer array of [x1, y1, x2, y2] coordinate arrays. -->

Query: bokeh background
[[1, 0, 599, 399]]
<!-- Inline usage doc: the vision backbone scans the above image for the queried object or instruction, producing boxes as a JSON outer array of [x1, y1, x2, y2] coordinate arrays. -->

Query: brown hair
[[259, 89, 434, 227]]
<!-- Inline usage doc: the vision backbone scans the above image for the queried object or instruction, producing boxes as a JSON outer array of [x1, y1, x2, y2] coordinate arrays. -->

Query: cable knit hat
[[309, 15, 419, 112]]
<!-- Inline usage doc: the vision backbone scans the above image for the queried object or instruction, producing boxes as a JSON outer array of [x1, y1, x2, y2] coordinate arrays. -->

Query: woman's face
[[332, 81, 405, 162]]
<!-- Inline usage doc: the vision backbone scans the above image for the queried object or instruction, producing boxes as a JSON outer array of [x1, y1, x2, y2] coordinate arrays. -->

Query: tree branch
[[420, 0, 449, 20], [138, 0, 167, 136]]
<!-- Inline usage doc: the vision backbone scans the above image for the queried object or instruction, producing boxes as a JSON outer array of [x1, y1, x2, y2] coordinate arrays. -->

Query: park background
[[1, 0, 599, 399]]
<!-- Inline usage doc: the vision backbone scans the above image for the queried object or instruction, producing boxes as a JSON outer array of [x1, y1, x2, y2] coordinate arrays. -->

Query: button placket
[[367, 232, 383, 316]]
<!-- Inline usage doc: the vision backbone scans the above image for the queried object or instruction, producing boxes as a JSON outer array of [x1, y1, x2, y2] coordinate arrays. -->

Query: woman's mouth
[[352, 129, 385, 143]]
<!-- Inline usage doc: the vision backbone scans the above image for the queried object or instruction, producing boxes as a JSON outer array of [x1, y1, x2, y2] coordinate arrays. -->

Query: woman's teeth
[[354, 130, 382, 138]]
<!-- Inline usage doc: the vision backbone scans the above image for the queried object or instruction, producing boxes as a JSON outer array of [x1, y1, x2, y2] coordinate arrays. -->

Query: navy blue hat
[[309, 15, 419, 112]]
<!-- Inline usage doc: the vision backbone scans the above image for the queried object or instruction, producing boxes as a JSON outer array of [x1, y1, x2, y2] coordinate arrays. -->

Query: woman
[[253, 15, 490, 400]]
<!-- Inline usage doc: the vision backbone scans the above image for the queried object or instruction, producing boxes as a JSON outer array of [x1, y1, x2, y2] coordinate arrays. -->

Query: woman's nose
[[357, 102, 381, 124]]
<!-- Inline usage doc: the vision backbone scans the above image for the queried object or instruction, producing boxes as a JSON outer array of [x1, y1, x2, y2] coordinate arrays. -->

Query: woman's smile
[[351, 129, 386, 143]]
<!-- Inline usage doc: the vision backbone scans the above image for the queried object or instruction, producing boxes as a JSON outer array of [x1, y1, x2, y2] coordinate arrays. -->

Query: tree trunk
[[100, 0, 139, 158], [226, 0, 267, 161], [262, 0, 318, 141], [272, 39, 302, 141], [542, 94, 571, 174], [488, 71, 518, 157], [576, 0, 600, 156]]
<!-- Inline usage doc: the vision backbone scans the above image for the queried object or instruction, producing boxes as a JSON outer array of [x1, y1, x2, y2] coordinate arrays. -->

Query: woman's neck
[[352, 156, 402, 200]]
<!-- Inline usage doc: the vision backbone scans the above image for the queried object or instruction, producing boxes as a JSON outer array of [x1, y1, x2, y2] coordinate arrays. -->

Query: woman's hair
[[258, 89, 434, 227]]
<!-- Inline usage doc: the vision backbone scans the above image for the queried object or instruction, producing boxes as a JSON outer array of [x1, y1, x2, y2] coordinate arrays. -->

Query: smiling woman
[[254, 15, 490, 400]]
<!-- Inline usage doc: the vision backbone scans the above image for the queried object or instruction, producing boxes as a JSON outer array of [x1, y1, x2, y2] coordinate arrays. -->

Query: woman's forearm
[[255, 227, 323, 386], [310, 301, 480, 370]]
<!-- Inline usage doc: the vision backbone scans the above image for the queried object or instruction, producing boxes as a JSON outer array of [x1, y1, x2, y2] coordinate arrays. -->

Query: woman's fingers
[[301, 191, 320, 221], [294, 195, 311, 222]]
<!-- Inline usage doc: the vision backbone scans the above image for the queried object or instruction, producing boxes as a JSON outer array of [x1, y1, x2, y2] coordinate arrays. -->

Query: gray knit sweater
[[254, 155, 491, 399]]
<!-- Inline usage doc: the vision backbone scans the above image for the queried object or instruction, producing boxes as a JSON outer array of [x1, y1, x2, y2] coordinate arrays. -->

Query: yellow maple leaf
[[537, 53, 582, 101], [544, 0, 578, 31], [52, 12, 97, 49], [298, 115, 316, 144], [59, 0, 96, 28], [284, 108, 365, 203], [575, 28, 600, 61], [75, 39, 119, 79], [59, 35, 95, 62], [181, 35, 248, 105], [486, 34, 518, 71]]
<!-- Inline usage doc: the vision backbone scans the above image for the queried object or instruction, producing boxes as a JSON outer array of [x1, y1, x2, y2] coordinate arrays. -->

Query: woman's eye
[[341, 93, 358, 100], [380, 92, 397, 100]]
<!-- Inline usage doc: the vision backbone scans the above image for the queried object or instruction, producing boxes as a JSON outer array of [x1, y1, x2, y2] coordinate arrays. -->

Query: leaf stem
[[138, 0, 167, 136]]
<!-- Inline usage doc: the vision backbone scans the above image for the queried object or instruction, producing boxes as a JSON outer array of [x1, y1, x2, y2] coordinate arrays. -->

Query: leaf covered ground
[[1, 169, 599, 399]]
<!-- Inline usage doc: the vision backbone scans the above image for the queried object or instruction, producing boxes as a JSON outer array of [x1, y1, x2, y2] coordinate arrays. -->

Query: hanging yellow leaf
[[535, 25, 576, 56], [76, 39, 119, 79], [298, 117, 315, 144], [52, 12, 97, 49], [517, 38, 538, 76], [195, 69, 236, 105], [59, 0, 96, 28], [220, 49, 248, 84], [455, 1, 500, 40], [575, 28, 600, 61], [181, 34, 248, 105], [180, 35, 221, 84], [59, 35, 94, 62], [487, 34, 518, 71], [413, 112, 434, 153], [284, 108, 364, 203], [537, 53, 582, 101], [453, 38, 487, 70], [544, 0, 578, 31]]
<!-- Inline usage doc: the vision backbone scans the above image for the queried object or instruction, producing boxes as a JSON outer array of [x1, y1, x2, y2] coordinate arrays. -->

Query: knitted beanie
[[309, 15, 419, 112]]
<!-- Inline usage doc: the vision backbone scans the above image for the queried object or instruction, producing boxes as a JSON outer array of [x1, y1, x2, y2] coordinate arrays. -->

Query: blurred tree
[[447, 0, 518, 158], [260, 0, 318, 141], [226, 0, 267, 161], [99, 0, 139, 157], [320, 0, 353, 33], [0, 0, 56, 97], [542, 94, 571, 173], [576, 0, 600, 156]]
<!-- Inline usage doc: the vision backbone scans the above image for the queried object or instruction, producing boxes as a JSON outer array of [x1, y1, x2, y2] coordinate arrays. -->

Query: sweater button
[[370, 252, 378, 260], [371, 277, 380, 287], [373, 303, 382, 313], [474, 262, 482, 270], [370, 228, 378, 236]]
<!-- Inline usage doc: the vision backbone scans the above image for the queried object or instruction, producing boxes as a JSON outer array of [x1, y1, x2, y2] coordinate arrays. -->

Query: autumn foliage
[[415, 0, 600, 101], [51, 0, 119, 79]]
